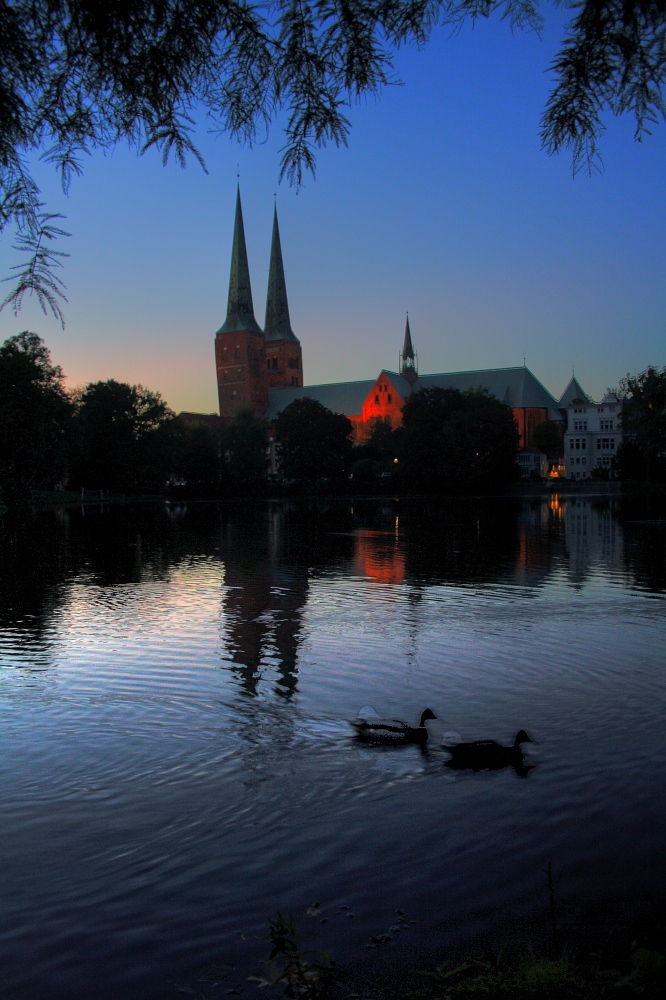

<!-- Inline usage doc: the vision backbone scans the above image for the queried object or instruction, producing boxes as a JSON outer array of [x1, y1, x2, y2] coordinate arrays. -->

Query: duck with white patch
[[351, 706, 437, 745]]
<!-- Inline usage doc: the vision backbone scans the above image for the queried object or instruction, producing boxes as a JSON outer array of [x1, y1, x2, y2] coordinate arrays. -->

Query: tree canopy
[[70, 378, 174, 492], [618, 365, 666, 481], [532, 418, 563, 458], [223, 408, 268, 487], [1, 1, 664, 322], [0, 330, 73, 498], [274, 397, 353, 485], [398, 385, 519, 490]]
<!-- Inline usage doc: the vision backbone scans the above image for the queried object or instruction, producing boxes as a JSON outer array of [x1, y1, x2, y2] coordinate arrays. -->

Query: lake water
[[1, 494, 665, 998]]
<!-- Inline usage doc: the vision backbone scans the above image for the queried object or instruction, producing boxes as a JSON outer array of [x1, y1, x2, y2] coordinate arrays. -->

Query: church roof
[[416, 366, 562, 418], [264, 379, 376, 420], [264, 206, 299, 343], [558, 375, 591, 406], [263, 365, 563, 421], [216, 186, 263, 336]]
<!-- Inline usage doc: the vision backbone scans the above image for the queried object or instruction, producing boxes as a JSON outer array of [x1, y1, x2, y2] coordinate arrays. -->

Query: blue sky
[[0, 13, 664, 412]]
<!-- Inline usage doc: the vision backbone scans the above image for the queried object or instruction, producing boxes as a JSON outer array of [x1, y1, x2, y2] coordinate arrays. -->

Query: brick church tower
[[215, 189, 303, 419]]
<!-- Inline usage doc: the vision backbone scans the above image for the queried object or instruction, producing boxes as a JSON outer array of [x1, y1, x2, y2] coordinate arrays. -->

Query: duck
[[444, 730, 533, 773], [351, 707, 437, 745]]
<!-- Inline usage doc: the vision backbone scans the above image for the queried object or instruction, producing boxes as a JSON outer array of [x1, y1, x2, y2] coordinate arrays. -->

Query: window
[[374, 394, 379, 404], [235, 345, 240, 357], [597, 407, 603, 413], [387, 393, 392, 403], [223, 347, 228, 357], [574, 419, 588, 431], [600, 419, 613, 431], [581, 458, 587, 465], [272, 357, 278, 369], [291, 376, 298, 385], [597, 439, 601, 450], [570, 438, 575, 449], [610, 438, 615, 450], [267, 359, 271, 370]]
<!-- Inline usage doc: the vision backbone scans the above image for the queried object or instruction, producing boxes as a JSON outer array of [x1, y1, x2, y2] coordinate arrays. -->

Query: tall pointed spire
[[264, 205, 299, 343], [401, 314, 417, 382], [402, 314, 415, 360], [217, 186, 263, 335]]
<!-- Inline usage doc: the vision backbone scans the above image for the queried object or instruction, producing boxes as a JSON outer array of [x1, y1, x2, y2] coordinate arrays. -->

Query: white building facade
[[564, 392, 623, 480]]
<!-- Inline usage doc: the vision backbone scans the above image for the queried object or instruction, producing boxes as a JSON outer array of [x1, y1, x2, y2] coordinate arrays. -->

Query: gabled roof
[[264, 205, 299, 343], [262, 365, 563, 422], [558, 375, 591, 406], [217, 186, 263, 337]]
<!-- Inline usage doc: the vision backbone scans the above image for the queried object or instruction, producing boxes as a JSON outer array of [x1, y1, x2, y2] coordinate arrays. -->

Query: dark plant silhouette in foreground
[[260, 913, 337, 999]]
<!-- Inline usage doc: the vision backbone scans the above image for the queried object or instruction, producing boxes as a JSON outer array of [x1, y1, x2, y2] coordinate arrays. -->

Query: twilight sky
[[1, 14, 664, 413]]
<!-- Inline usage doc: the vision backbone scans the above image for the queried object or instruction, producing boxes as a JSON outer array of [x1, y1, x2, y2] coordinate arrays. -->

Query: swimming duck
[[444, 730, 532, 772], [351, 707, 437, 745]]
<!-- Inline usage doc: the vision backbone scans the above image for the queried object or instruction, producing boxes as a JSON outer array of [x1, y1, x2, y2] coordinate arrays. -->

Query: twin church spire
[[215, 188, 303, 418], [218, 187, 298, 344]]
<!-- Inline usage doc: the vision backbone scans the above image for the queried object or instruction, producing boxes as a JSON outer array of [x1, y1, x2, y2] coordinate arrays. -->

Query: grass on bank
[[233, 895, 666, 1000]]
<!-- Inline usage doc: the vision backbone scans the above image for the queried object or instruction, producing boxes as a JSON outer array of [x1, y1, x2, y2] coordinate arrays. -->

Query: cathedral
[[214, 190, 584, 448], [215, 188, 303, 420]]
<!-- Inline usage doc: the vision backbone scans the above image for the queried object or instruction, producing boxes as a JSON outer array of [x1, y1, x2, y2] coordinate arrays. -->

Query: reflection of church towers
[[220, 511, 309, 698], [214, 189, 303, 419]]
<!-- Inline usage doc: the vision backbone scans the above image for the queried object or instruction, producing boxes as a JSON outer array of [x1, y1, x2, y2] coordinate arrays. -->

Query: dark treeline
[[4, 333, 662, 505], [0, 333, 522, 504], [613, 366, 666, 485]]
